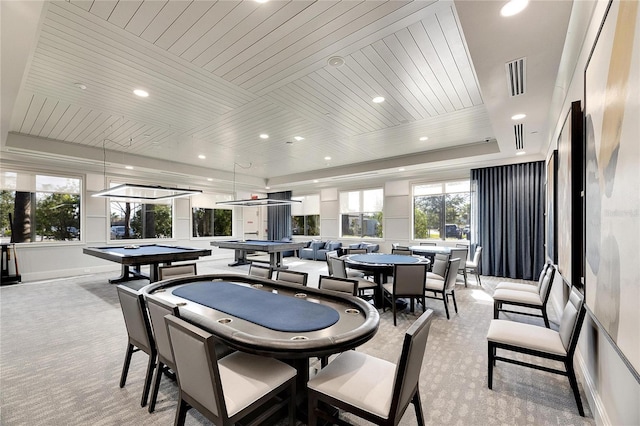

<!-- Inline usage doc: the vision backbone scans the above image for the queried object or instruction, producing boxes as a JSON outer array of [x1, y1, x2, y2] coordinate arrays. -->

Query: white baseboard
[[575, 350, 611, 426]]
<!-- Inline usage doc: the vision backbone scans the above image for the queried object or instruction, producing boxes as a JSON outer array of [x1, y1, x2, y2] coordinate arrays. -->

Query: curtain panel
[[267, 191, 292, 240], [471, 161, 545, 280]]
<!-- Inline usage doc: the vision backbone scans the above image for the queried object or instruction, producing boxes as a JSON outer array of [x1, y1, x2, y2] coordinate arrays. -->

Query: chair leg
[[288, 380, 296, 426], [412, 390, 425, 426], [566, 360, 585, 416], [174, 397, 189, 426], [487, 343, 494, 389], [463, 269, 468, 287], [493, 301, 500, 319], [476, 270, 482, 286], [148, 361, 165, 413], [141, 353, 157, 407], [392, 296, 397, 326], [451, 290, 458, 313], [443, 293, 450, 320], [120, 343, 135, 388], [308, 393, 318, 426]]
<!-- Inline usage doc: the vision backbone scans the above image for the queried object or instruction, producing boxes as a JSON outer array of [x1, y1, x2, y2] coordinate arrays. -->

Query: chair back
[[431, 253, 449, 278], [328, 256, 347, 279], [145, 295, 179, 366], [318, 275, 357, 296], [393, 263, 427, 295], [449, 249, 468, 270], [444, 258, 461, 291], [165, 315, 225, 420], [116, 285, 154, 354], [248, 264, 273, 279], [535, 263, 551, 290], [346, 248, 367, 254], [419, 242, 436, 246], [325, 250, 338, 275], [389, 310, 435, 419], [471, 246, 482, 265], [538, 265, 556, 301], [275, 269, 308, 286], [158, 263, 197, 280], [558, 289, 587, 355], [391, 248, 413, 256]]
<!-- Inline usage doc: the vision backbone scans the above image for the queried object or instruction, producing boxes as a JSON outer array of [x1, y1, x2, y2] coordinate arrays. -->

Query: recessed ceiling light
[[294, 136, 304, 141], [324, 156, 331, 161], [419, 136, 429, 141], [74, 83, 87, 90], [511, 113, 526, 120], [207, 178, 213, 182], [516, 151, 527, 156], [399, 168, 405, 172], [372, 96, 385, 103], [198, 154, 206, 159], [328, 56, 345, 67], [265, 186, 270, 190], [313, 180, 319, 183], [260, 134, 269, 139], [125, 166, 134, 170], [501, 0, 529, 17], [255, 0, 268, 3], [133, 89, 149, 97]]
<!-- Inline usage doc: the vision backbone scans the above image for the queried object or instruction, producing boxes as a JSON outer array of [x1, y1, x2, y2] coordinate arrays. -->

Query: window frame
[[1, 169, 83, 245], [339, 188, 383, 239], [291, 195, 320, 237], [412, 180, 471, 242]]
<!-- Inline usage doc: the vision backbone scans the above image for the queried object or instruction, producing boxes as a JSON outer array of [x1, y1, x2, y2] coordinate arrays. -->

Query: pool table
[[83, 244, 211, 283], [210, 240, 307, 268]]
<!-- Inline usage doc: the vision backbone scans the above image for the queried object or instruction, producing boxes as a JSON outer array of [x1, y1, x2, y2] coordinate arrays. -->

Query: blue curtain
[[267, 191, 292, 241], [471, 161, 545, 280]]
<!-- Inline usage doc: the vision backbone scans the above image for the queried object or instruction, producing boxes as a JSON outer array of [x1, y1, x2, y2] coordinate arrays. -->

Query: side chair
[[158, 263, 197, 280], [492, 264, 556, 327], [382, 263, 428, 326], [275, 269, 308, 286], [424, 258, 461, 319], [248, 263, 273, 279], [165, 315, 297, 426], [449, 248, 469, 286], [116, 285, 156, 408], [487, 287, 587, 416], [391, 248, 413, 256], [465, 246, 483, 286], [318, 275, 358, 296], [328, 256, 377, 301], [308, 310, 435, 426]]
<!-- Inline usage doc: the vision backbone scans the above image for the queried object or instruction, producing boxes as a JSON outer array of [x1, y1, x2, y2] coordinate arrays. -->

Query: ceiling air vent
[[505, 57, 526, 96], [514, 123, 524, 150]]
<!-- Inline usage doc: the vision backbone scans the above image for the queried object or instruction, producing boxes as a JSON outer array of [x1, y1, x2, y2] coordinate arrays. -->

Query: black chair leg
[[413, 390, 425, 426], [543, 310, 550, 328], [120, 343, 134, 388], [141, 353, 156, 407], [443, 294, 450, 320], [493, 302, 500, 319], [174, 397, 189, 426], [476, 272, 482, 286], [148, 361, 165, 413], [566, 361, 585, 416], [451, 290, 458, 313], [308, 393, 318, 426], [487, 343, 494, 389], [392, 296, 397, 326]]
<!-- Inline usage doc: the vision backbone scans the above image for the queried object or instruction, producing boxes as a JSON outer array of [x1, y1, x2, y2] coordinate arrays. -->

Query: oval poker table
[[343, 253, 431, 306], [140, 274, 379, 417], [140, 273, 379, 359]]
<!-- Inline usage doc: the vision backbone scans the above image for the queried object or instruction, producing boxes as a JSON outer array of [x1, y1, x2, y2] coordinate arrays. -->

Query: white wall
[[544, 1, 640, 424]]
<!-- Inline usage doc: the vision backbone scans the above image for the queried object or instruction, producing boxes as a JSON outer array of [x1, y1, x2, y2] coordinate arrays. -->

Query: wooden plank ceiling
[[11, 0, 489, 180]]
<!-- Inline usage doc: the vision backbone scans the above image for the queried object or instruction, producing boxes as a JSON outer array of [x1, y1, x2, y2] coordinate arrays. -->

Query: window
[[339, 189, 383, 238], [109, 182, 173, 240], [191, 193, 233, 238], [1, 171, 81, 243], [413, 181, 470, 241], [291, 195, 319, 236]]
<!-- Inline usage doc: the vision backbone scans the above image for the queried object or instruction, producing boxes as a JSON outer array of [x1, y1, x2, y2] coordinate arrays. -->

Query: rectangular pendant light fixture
[[92, 183, 202, 201], [215, 198, 301, 207]]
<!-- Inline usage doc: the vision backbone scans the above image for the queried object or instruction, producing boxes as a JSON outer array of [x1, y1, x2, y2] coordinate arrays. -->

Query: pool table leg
[[108, 265, 149, 284]]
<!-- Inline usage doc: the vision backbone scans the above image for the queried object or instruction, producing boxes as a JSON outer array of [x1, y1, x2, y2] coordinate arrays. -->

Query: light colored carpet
[[0, 256, 594, 425]]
